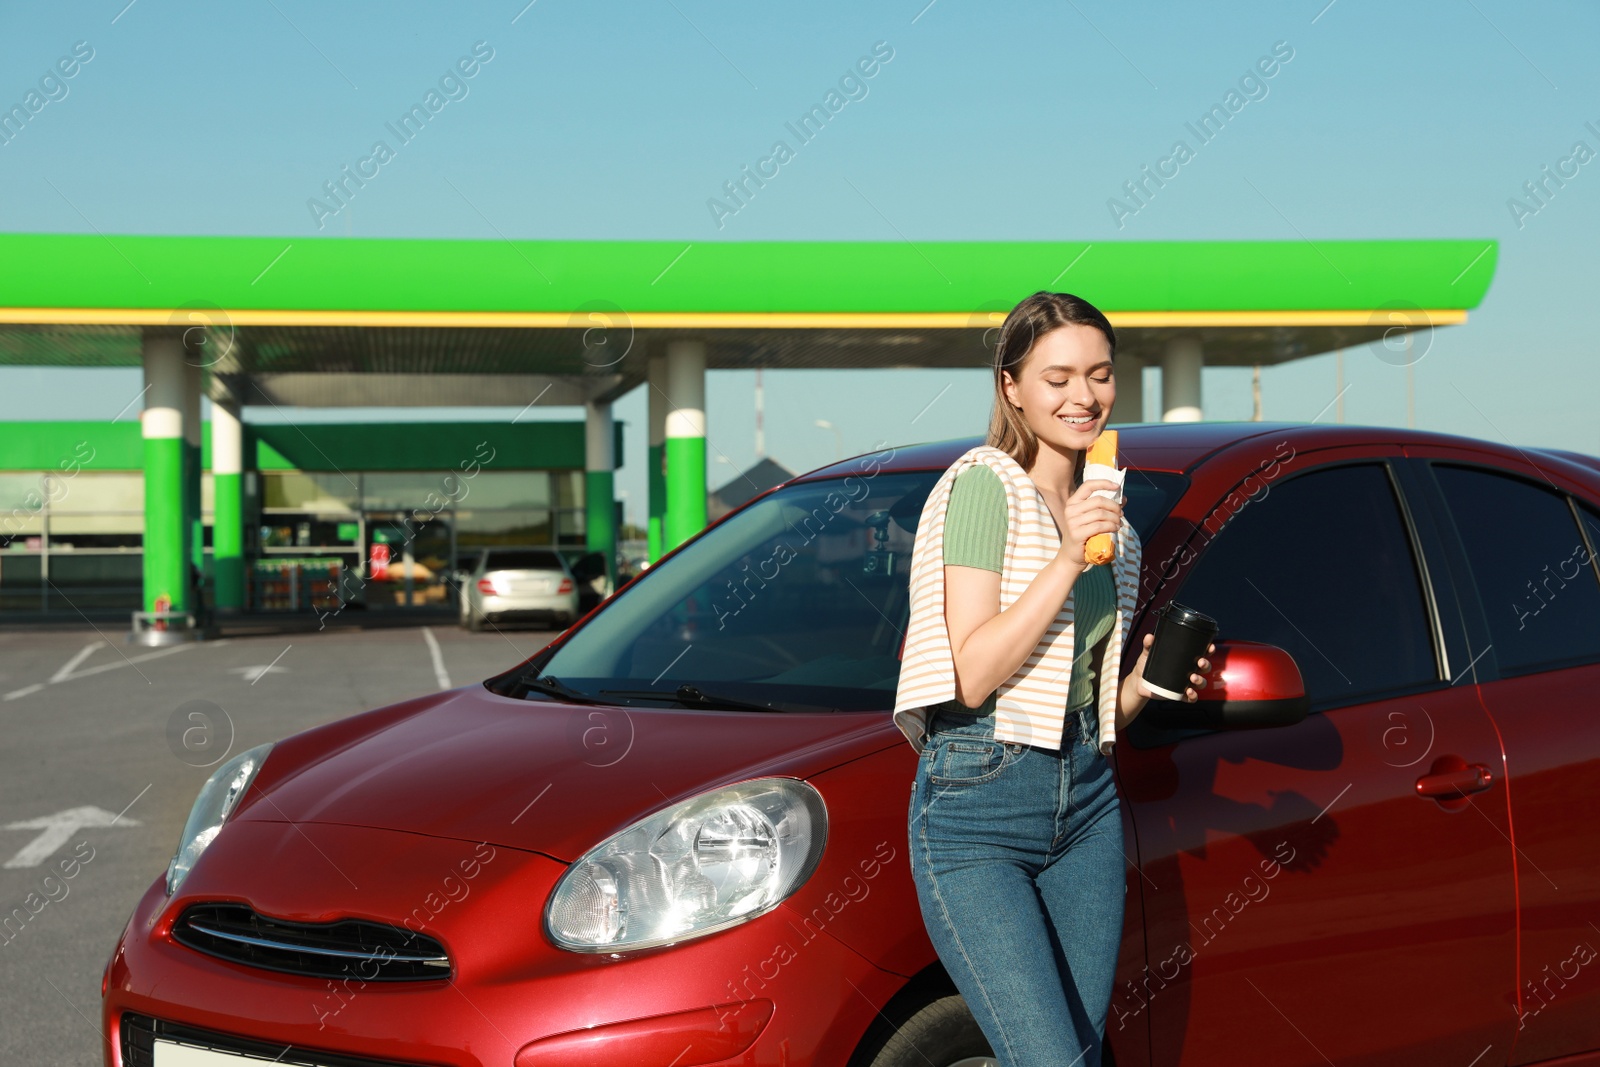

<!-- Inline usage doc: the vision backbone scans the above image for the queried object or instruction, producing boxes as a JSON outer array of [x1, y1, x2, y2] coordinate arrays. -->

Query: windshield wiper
[[598, 684, 793, 714], [520, 674, 605, 705]]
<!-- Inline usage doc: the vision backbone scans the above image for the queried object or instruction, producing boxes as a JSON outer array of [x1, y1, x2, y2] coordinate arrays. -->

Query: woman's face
[[1000, 323, 1116, 453]]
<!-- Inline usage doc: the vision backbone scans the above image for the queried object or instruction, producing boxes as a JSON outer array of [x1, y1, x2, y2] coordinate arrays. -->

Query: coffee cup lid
[[1159, 601, 1218, 631]]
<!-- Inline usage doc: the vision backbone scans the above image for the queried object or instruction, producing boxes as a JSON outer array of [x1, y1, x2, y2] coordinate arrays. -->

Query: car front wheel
[[860, 993, 996, 1067]]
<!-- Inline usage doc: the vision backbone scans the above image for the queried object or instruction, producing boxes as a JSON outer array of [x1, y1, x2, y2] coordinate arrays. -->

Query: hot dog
[[1083, 429, 1122, 565]]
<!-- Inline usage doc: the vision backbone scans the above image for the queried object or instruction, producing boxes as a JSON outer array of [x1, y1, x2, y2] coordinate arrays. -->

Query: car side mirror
[[570, 551, 605, 583], [1137, 639, 1310, 731]]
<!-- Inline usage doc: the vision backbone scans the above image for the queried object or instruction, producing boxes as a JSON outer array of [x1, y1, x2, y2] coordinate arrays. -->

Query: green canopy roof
[[0, 234, 1495, 315], [0, 234, 1498, 406]]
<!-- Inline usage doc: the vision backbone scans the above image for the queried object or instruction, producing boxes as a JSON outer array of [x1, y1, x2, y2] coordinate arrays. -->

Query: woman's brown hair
[[986, 290, 1117, 479]]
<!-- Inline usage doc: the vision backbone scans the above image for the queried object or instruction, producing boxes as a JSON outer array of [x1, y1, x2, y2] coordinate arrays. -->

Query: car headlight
[[165, 742, 273, 896], [545, 776, 826, 952]]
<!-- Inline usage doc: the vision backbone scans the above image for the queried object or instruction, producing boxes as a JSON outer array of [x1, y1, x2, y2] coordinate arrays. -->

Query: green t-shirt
[[934, 464, 1116, 717]]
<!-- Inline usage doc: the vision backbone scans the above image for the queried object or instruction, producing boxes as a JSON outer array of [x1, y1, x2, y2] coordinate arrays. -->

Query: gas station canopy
[[0, 234, 1496, 407]]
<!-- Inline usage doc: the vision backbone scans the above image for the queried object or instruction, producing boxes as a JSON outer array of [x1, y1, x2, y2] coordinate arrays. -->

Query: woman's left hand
[[1132, 633, 1218, 703]]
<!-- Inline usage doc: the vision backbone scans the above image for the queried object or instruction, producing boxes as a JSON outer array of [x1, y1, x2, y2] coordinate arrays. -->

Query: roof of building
[[0, 419, 618, 472], [712, 457, 798, 515]]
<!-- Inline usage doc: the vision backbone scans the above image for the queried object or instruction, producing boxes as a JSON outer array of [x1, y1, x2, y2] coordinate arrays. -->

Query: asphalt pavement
[[0, 620, 559, 1066]]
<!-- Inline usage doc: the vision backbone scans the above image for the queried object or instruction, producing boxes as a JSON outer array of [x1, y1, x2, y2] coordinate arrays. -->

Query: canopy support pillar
[[647, 353, 667, 563], [1161, 337, 1204, 422], [584, 398, 617, 594], [664, 340, 707, 552]]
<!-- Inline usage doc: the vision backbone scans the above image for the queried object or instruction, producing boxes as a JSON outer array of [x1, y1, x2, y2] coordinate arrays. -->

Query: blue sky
[[1, 0, 1596, 525]]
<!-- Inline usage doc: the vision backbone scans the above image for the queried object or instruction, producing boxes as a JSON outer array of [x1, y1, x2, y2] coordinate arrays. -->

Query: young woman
[[903, 291, 1216, 1066]]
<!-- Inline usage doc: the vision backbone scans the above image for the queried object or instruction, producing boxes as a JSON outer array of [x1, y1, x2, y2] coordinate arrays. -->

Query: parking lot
[[0, 623, 555, 1067]]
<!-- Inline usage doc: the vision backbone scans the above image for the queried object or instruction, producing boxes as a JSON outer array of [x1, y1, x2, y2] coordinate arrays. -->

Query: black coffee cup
[[1140, 601, 1219, 701]]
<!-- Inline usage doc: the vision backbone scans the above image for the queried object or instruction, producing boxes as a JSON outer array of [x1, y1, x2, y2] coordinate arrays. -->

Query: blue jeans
[[908, 702, 1126, 1067]]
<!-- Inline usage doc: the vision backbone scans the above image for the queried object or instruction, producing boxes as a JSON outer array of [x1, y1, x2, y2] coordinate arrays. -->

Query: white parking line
[[3, 684, 45, 702], [51, 640, 106, 682], [422, 627, 452, 690]]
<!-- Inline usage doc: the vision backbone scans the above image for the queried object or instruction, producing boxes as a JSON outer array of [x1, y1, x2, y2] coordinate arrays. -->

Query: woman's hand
[[1058, 478, 1123, 568]]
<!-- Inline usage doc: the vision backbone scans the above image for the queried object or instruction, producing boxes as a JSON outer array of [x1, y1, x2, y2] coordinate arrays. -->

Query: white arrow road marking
[[422, 627, 451, 690], [230, 664, 289, 683], [3, 644, 193, 701], [51, 641, 106, 682], [67, 643, 193, 681], [231, 644, 293, 685], [3, 805, 141, 869]]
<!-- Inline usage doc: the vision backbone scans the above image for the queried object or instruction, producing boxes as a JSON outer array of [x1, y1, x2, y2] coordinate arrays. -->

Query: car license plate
[[154, 1038, 322, 1066]]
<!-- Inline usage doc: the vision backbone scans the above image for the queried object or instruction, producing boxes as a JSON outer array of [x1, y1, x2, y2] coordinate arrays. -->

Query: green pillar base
[[585, 469, 616, 591], [664, 435, 707, 551], [647, 441, 664, 562], [213, 470, 244, 610], [143, 436, 187, 613], [182, 439, 202, 610]]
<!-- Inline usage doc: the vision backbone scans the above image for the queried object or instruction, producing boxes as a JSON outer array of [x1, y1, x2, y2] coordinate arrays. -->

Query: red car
[[104, 422, 1600, 1067]]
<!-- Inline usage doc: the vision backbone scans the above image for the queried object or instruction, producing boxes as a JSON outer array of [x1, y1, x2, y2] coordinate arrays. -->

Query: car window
[[1120, 470, 1191, 545], [1583, 503, 1600, 568], [523, 467, 1186, 711], [528, 472, 931, 710], [484, 550, 565, 571], [1432, 464, 1600, 674], [1173, 463, 1438, 707]]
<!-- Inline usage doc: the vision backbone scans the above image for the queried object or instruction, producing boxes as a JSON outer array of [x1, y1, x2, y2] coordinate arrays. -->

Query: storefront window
[[0, 474, 43, 511], [555, 470, 584, 509], [262, 471, 361, 511], [455, 470, 551, 509], [49, 472, 144, 513], [456, 507, 552, 546]]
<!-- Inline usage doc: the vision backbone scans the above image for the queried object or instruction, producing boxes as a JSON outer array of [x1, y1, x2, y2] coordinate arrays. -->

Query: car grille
[[121, 1013, 435, 1067], [171, 903, 451, 981]]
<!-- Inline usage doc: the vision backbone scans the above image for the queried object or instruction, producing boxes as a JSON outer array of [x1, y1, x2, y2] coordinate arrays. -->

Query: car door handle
[[1415, 763, 1493, 798]]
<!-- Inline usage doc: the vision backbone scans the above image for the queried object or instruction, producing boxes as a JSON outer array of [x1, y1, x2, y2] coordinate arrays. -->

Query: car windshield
[[485, 550, 565, 571], [511, 465, 1186, 711]]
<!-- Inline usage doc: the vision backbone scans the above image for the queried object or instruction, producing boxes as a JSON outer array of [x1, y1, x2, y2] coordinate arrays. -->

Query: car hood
[[236, 686, 899, 863]]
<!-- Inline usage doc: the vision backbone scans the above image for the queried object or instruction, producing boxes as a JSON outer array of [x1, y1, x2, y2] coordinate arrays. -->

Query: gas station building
[[0, 417, 616, 616], [0, 234, 1497, 633]]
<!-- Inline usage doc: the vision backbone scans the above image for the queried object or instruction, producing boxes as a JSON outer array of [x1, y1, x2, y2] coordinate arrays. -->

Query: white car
[[458, 547, 580, 631]]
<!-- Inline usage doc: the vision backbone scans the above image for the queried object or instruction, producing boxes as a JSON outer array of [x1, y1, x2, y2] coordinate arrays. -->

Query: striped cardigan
[[893, 444, 1142, 756]]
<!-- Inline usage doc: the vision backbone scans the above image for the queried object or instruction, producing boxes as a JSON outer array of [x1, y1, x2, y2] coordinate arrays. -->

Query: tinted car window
[[1174, 463, 1438, 706], [1121, 470, 1190, 544], [484, 550, 565, 571], [1583, 503, 1600, 567], [1433, 464, 1600, 674], [524, 467, 1186, 711], [530, 472, 930, 710]]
